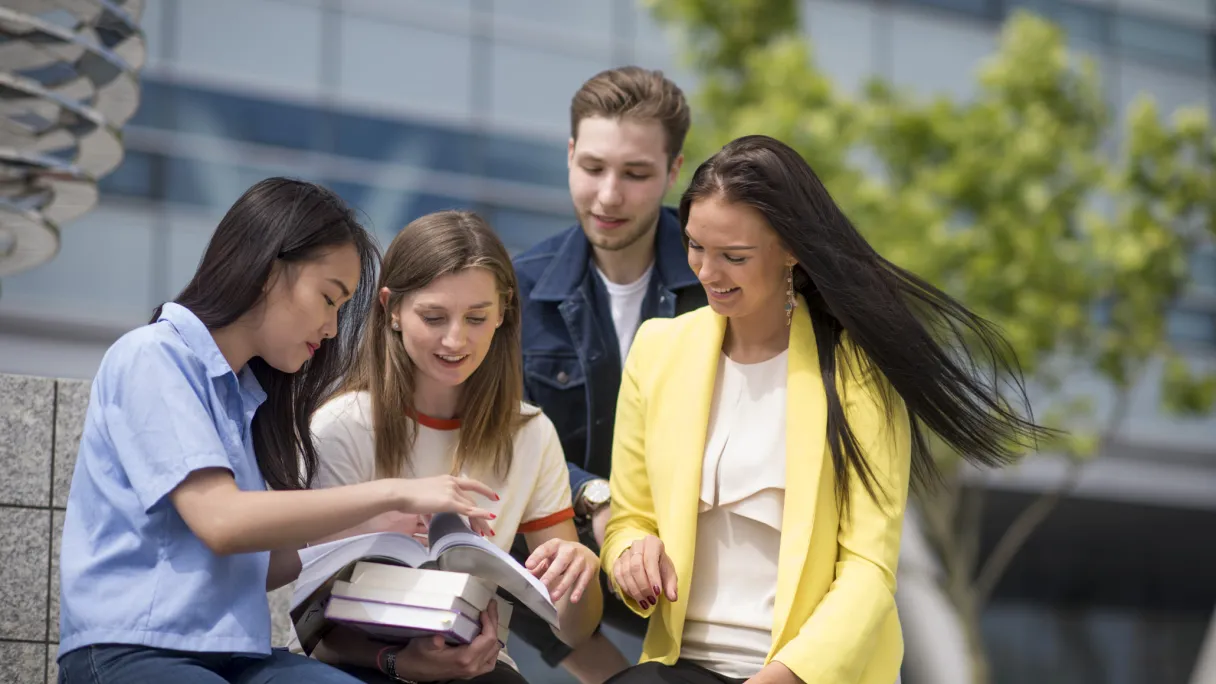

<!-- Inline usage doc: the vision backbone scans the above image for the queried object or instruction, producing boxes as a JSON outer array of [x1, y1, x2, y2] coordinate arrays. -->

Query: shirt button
[[557, 371, 569, 385]]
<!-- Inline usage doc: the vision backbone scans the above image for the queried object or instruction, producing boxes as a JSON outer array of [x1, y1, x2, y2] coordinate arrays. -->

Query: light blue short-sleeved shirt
[[58, 303, 272, 658]]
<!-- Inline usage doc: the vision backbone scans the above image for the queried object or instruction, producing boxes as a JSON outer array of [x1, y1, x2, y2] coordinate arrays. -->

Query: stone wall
[[0, 372, 292, 684]]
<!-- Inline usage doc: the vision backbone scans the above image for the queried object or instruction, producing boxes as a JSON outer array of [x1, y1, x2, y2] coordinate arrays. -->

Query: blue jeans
[[58, 645, 366, 684]]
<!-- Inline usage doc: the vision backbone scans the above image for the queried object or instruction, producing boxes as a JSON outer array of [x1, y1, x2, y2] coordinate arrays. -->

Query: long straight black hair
[[681, 135, 1053, 513], [151, 177, 379, 490]]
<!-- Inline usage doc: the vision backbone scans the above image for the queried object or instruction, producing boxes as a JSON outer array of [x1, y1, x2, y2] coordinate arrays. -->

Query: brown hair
[[570, 66, 691, 166], [340, 210, 530, 480]]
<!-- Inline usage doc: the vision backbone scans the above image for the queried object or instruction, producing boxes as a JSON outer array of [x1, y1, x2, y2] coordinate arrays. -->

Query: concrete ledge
[[0, 372, 293, 683]]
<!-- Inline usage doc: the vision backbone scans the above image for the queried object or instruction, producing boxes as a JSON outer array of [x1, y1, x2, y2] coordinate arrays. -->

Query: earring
[[785, 265, 796, 327], [391, 319, 400, 331]]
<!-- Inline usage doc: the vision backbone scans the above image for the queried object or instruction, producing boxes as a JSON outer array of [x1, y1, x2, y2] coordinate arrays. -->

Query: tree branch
[[972, 460, 1081, 607], [972, 373, 1140, 609]]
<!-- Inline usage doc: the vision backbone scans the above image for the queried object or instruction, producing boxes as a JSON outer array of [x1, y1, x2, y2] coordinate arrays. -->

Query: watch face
[[585, 480, 610, 505]]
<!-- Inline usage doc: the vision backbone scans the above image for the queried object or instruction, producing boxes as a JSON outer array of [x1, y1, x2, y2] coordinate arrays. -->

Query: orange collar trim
[[407, 408, 461, 431]]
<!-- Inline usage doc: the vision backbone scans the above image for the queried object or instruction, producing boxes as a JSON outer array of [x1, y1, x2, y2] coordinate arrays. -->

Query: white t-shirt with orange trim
[[309, 391, 575, 548]]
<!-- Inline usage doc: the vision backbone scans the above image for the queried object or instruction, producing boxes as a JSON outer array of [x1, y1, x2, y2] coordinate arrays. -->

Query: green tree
[[649, 2, 1216, 681]]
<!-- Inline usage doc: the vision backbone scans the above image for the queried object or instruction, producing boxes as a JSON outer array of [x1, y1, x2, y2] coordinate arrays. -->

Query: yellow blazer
[[601, 301, 911, 684]]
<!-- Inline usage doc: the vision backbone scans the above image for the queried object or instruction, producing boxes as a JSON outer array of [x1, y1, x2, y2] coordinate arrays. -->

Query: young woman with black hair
[[56, 178, 497, 684], [601, 136, 1051, 684]]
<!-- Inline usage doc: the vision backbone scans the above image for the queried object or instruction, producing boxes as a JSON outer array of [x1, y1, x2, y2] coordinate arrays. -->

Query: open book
[[291, 513, 558, 654]]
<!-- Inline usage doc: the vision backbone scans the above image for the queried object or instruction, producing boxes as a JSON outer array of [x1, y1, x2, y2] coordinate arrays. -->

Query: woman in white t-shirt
[[304, 210, 603, 684]]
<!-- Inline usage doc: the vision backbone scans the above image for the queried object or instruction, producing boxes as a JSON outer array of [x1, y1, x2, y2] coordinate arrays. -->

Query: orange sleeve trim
[[518, 507, 576, 533]]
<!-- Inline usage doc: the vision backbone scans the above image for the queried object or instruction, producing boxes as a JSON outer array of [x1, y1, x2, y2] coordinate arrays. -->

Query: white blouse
[[680, 350, 788, 679]]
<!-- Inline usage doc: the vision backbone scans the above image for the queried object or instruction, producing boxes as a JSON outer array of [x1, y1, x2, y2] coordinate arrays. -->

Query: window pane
[[165, 157, 316, 211], [337, 15, 473, 123], [98, 150, 155, 200], [173, 86, 324, 151], [129, 78, 175, 129], [1190, 251, 1216, 297], [175, 0, 324, 96], [484, 135, 568, 188], [329, 112, 479, 175], [889, 8, 997, 99], [487, 207, 572, 254], [1167, 307, 1216, 346], [493, 0, 612, 36], [490, 41, 613, 135], [1115, 0, 1211, 26], [1112, 14, 1208, 68], [329, 182, 474, 242], [911, 0, 999, 20], [802, 0, 881, 93], [0, 205, 158, 325]]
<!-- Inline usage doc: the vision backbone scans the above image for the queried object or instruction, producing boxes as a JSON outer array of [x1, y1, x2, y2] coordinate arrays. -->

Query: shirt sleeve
[[100, 338, 236, 513], [309, 396, 376, 489], [519, 412, 575, 533]]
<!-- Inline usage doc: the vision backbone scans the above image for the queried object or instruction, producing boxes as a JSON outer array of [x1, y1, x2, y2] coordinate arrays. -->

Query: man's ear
[[667, 153, 684, 190]]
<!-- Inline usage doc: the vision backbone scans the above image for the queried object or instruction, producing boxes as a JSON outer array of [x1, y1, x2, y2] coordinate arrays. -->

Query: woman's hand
[[612, 535, 678, 609], [388, 599, 501, 681], [393, 475, 498, 537], [525, 538, 599, 603]]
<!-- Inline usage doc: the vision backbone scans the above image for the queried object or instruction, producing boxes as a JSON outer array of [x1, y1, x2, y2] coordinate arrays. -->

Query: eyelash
[[688, 242, 746, 264], [422, 316, 488, 326], [324, 295, 335, 307], [582, 167, 651, 181]]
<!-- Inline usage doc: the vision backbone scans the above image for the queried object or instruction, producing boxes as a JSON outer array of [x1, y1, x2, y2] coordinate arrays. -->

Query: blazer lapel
[[771, 300, 829, 647], [657, 309, 725, 619]]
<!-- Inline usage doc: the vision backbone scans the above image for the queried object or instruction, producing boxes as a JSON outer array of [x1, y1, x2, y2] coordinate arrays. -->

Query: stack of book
[[291, 513, 557, 655]]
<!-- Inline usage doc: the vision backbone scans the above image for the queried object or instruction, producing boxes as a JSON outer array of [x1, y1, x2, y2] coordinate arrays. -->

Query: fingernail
[[653, 585, 660, 595], [489, 513, 497, 520], [493, 493, 501, 501], [640, 599, 649, 609], [490, 530, 496, 536]]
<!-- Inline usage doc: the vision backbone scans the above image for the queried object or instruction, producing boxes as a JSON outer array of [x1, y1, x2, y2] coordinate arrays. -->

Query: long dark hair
[[680, 135, 1052, 513], [340, 210, 531, 480], [151, 177, 379, 490]]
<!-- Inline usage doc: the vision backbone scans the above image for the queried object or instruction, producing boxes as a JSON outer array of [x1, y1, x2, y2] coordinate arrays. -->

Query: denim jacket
[[513, 207, 707, 498]]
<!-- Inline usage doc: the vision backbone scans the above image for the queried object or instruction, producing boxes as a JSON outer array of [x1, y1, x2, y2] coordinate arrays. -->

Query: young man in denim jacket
[[510, 67, 707, 684]]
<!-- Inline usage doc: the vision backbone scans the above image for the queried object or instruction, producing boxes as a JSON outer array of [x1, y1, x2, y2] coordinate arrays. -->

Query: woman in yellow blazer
[[600, 135, 1050, 684]]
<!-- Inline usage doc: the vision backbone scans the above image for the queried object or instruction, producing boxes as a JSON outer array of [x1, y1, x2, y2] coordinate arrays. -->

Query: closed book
[[324, 596, 480, 644]]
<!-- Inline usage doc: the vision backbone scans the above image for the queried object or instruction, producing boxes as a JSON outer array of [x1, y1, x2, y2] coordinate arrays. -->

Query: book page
[[293, 532, 430, 610], [427, 513, 558, 627]]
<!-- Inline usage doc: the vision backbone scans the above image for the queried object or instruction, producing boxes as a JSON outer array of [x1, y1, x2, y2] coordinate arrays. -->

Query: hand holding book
[[525, 538, 600, 604], [380, 599, 501, 681]]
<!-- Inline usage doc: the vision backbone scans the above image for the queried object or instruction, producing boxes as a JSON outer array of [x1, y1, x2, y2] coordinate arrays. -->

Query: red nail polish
[[491, 530, 496, 536], [489, 513, 497, 520], [653, 585, 660, 595], [493, 493, 501, 501]]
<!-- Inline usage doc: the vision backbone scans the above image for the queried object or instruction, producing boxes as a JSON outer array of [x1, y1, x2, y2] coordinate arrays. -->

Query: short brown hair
[[570, 66, 691, 166]]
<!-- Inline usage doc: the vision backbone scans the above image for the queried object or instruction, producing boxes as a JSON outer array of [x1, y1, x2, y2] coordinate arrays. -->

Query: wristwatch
[[575, 478, 611, 517]]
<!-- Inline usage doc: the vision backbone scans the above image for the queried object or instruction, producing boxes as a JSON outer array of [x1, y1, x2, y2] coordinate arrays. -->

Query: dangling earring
[[391, 319, 400, 331], [785, 265, 796, 327]]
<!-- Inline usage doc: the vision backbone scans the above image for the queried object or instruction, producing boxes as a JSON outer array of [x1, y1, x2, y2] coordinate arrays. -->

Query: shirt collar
[[157, 303, 267, 406]]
